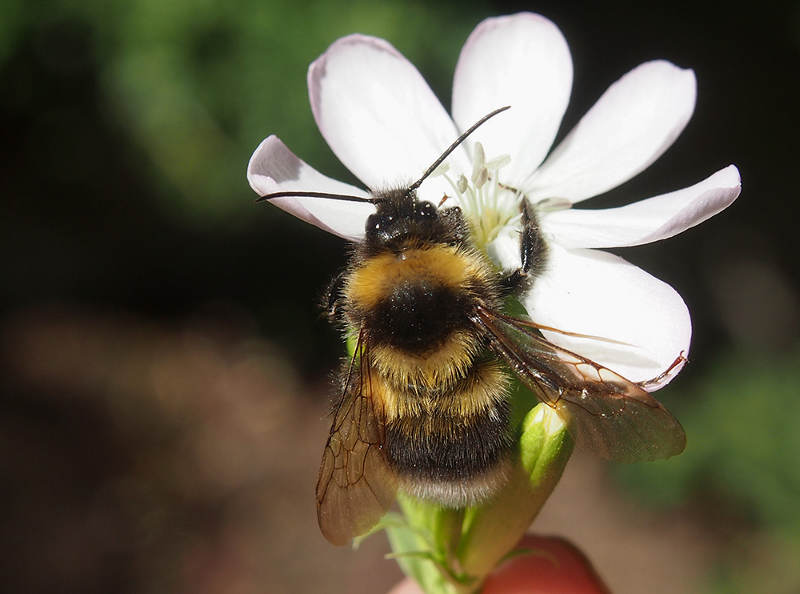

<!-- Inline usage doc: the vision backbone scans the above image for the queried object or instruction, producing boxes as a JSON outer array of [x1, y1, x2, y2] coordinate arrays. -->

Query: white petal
[[541, 165, 741, 249], [247, 135, 374, 241], [452, 13, 572, 186], [308, 34, 468, 204], [526, 61, 697, 203], [522, 244, 690, 388], [486, 223, 523, 271]]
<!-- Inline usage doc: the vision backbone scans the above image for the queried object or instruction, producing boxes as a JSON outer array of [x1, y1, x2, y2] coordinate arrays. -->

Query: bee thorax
[[368, 280, 471, 351], [344, 243, 500, 357]]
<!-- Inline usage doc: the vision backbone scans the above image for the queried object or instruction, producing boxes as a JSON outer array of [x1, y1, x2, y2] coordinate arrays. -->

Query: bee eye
[[367, 214, 381, 232]]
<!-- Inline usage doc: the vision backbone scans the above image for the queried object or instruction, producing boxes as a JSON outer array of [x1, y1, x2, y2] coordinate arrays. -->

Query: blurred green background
[[1, 1, 798, 593]]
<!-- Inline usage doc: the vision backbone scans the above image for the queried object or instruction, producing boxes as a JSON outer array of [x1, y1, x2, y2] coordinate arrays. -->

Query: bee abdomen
[[385, 399, 512, 507]]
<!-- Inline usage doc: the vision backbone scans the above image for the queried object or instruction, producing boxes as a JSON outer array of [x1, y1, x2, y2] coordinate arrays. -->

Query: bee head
[[256, 106, 509, 252], [365, 189, 441, 247], [360, 106, 511, 251]]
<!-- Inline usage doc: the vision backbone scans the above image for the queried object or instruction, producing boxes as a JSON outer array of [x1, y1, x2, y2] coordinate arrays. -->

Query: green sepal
[[384, 504, 462, 594], [352, 512, 407, 550]]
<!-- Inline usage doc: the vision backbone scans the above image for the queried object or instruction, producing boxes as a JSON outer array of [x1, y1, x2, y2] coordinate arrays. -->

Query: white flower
[[247, 12, 740, 390]]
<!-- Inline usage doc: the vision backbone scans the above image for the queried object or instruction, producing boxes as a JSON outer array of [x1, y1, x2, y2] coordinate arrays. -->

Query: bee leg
[[323, 270, 348, 322], [500, 198, 546, 295], [637, 352, 688, 389]]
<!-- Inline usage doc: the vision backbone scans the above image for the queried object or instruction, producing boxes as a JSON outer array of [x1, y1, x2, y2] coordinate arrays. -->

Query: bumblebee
[[259, 107, 686, 545]]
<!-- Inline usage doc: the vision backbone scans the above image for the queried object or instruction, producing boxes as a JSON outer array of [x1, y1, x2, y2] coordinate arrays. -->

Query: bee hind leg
[[500, 198, 547, 295]]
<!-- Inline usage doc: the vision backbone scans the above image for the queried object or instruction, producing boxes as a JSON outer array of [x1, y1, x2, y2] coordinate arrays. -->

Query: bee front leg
[[323, 270, 348, 323], [500, 198, 547, 295]]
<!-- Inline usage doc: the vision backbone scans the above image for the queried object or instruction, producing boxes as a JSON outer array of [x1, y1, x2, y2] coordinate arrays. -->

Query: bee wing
[[474, 306, 686, 462], [316, 334, 397, 545]]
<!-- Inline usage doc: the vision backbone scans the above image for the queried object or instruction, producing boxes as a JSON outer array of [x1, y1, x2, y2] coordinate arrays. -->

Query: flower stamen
[[443, 142, 522, 253]]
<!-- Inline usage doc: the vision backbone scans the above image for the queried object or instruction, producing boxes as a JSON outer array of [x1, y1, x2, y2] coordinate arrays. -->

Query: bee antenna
[[255, 191, 377, 204], [407, 105, 511, 195]]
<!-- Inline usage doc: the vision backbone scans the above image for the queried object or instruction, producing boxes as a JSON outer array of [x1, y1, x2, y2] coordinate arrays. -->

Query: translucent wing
[[316, 332, 397, 545], [474, 307, 686, 462]]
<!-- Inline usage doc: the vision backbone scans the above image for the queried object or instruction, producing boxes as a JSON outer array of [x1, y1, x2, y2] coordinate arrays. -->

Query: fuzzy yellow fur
[[345, 244, 490, 309], [345, 241, 505, 423], [376, 357, 509, 422], [369, 330, 478, 393]]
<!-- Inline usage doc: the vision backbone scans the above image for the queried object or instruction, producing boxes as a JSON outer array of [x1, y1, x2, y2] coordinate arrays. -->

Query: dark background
[[2, 1, 798, 593]]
